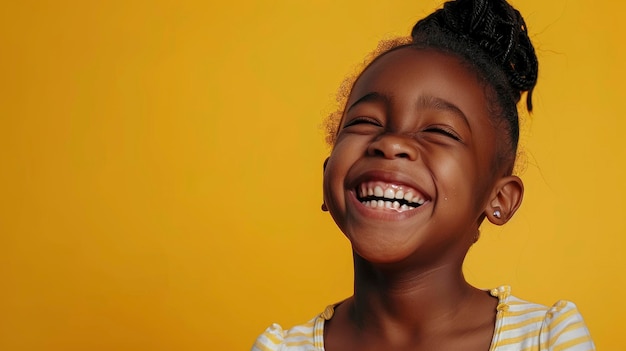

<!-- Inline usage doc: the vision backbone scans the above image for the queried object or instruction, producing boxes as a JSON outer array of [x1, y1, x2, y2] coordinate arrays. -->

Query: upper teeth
[[359, 182, 426, 205]]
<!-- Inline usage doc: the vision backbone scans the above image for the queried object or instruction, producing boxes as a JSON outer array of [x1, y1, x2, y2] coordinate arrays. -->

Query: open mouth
[[356, 181, 427, 212]]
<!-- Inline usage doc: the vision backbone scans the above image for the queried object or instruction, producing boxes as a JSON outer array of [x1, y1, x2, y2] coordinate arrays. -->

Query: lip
[[346, 169, 431, 220]]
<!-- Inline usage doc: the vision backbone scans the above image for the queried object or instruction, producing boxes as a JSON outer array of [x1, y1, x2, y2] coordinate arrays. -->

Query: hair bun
[[412, 0, 538, 110]]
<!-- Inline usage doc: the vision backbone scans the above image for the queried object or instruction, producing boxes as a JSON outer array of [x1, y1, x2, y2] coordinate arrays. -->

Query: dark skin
[[322, 47, 524, 351]]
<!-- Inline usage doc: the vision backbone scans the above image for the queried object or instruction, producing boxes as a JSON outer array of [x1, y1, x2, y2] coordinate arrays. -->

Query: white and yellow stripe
[[252, 286, 595, 351]]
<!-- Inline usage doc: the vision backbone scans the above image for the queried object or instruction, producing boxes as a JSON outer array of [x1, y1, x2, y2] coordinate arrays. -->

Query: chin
[[349, 234, 419, 266]]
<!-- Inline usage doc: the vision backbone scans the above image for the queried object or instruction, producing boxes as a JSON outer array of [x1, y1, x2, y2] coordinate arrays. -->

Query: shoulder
[[537, 300, 595, 350], [490, 286, 595, 351], [251, 313, 325, 351]]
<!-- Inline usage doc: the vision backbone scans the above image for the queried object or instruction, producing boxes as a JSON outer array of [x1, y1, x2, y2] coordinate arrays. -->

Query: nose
[[367, 133, 418, 160]]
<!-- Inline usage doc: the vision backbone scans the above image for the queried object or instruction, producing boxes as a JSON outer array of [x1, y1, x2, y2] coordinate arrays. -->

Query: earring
[[321, 203, 328, 212], [493, 210, 501, 218]]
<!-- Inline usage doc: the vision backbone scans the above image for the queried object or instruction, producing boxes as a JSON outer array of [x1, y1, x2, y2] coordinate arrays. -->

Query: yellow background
[[1, 0, 623, 349]]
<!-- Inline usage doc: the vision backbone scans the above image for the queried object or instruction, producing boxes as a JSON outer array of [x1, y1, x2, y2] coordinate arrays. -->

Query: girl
[[253, 0, 595, 350]]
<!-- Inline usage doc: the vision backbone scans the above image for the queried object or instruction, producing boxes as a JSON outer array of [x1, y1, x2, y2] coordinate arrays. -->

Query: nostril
[[396, 152, 410, 159], [373, 149, 386, 157]]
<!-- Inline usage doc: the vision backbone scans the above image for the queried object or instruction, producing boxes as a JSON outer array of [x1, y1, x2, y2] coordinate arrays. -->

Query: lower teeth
[[363, 200, 415, 211]]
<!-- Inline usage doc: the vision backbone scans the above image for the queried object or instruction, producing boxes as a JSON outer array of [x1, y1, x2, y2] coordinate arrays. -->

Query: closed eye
[[343, 117, 382, 128], [424, 126, 461, 141]]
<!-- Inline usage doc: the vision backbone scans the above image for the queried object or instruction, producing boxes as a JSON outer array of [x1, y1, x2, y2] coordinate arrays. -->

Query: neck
[[350, 252, 480, 336]]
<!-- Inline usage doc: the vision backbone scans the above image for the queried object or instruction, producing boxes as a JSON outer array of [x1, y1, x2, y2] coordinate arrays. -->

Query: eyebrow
[[416, 95, 470, 128], [346, 92, 390, 113]]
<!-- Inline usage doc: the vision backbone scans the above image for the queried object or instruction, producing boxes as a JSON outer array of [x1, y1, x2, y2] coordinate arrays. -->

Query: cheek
[[429, 149, 479, 198], [322, 137, 365, 210], [322, 147, 349, 205], [322, 154, 351, 234], [325, 135, 364, 175], [322, 166, 336, 206], [430, 147, 493, 214]]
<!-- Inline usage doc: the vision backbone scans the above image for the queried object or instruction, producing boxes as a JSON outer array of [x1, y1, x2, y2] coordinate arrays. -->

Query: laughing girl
[[253, 0, 595, 350]]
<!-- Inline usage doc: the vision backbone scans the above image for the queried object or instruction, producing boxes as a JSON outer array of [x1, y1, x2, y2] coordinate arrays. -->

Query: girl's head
[[322, 0, 538, 265]]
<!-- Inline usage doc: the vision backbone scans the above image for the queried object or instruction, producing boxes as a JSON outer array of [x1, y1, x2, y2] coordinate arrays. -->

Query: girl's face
[[323, 47, 502, 267]]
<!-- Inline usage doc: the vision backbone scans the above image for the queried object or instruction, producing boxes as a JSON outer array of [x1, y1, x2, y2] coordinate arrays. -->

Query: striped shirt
[[251, 286, 595, 351]]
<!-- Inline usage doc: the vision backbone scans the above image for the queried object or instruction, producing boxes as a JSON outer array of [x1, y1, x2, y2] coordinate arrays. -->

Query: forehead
[[347, 47, 490, 120]]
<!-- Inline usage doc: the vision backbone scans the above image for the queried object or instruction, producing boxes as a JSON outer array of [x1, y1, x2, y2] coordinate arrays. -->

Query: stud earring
[[321, 203, 328, 212], [493, 210, 501, 218]]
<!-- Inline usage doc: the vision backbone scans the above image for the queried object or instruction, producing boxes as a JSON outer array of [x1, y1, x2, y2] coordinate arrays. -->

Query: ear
[[485, 175, 524, 225], [321, 157, 330, 212]]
